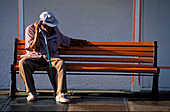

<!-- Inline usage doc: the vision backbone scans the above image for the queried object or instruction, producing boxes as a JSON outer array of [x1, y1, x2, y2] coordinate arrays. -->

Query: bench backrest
[[13, 39, 158, 74]]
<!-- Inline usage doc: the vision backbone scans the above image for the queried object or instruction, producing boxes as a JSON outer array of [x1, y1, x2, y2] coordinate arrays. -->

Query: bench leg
[[152, 73, 159, 99], [10, 65, 17, 97]]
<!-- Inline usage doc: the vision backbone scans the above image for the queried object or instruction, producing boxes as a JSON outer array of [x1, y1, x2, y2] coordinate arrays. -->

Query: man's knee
[[19, 57, 26, 67], [58, 60, 64, 66], [19, 57, 33, 69], [52, 59, 65, 69]]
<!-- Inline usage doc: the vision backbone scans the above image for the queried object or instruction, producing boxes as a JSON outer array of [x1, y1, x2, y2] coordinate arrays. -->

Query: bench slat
[[65, 63, 154, 68], [17, 45, 25, 49], [17, 45, 154, 52], [17, 50, 26, 55], [60, 46, 154, 52], [14, 65, 157, 73], [66, 66, 157, 73], [17, 40, 25, 44], [15, 62, 154, 68], [85, 41, 154, 47], [17, 56, 154, 63], [17, 50, 154, 57], [59, 51, 154, 57], [14, 66, 46, 71], [17, 40, 154, 47], [61, 57, 154, 63]]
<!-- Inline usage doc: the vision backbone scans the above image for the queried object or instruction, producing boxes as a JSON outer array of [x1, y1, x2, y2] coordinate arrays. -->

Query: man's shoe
[[27, 92, 37, 101], [56, 93, 69, 103]]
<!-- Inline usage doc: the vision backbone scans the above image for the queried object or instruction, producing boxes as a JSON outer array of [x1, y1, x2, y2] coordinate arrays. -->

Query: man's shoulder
[[54, 26, 60, 32], [26, 23, 35, 32]]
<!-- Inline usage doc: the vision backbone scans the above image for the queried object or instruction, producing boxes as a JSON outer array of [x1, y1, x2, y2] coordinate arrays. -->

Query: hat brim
[[44, 19, 59, 27]]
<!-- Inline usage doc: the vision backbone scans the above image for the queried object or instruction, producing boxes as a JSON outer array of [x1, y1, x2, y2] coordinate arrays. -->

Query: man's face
[[41, 23, 53, 32]]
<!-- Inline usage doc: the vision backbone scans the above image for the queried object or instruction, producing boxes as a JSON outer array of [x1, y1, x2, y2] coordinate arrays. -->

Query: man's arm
[[29, 21, 40, 51]]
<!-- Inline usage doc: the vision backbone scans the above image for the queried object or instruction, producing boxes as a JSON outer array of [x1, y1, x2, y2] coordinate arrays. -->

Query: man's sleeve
[[25, 25, 35, 50], [55, 27, 70, 48]]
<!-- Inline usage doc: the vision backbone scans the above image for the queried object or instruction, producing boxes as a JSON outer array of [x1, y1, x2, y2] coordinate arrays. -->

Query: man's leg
[[19, 56, 46, 92], [48, 58, 69, 103], [50, 58, 67, 94]]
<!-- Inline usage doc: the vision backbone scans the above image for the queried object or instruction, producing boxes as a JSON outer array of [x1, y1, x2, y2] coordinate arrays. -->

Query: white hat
[[39, 11, 59, 27]]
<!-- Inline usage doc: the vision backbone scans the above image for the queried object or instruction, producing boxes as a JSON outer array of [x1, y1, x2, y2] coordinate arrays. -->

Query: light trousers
[[19, 56, 67, 94]]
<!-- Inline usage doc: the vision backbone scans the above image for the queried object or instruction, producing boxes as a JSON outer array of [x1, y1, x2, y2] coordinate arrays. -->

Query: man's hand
[[34, 21, 40, 33], [70, 38, 88, 47], [79, 39, 88, 47]]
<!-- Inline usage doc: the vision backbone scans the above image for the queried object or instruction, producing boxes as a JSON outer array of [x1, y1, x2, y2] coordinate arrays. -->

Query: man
[[19, 11, 87, 102]]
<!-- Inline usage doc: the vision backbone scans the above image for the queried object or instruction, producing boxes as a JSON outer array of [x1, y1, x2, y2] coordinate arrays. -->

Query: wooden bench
[[10, 38, 160, 97]]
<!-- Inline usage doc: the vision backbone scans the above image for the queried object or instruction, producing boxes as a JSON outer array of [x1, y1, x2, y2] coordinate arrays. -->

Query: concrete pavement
[[1, 90, 170, 111]]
